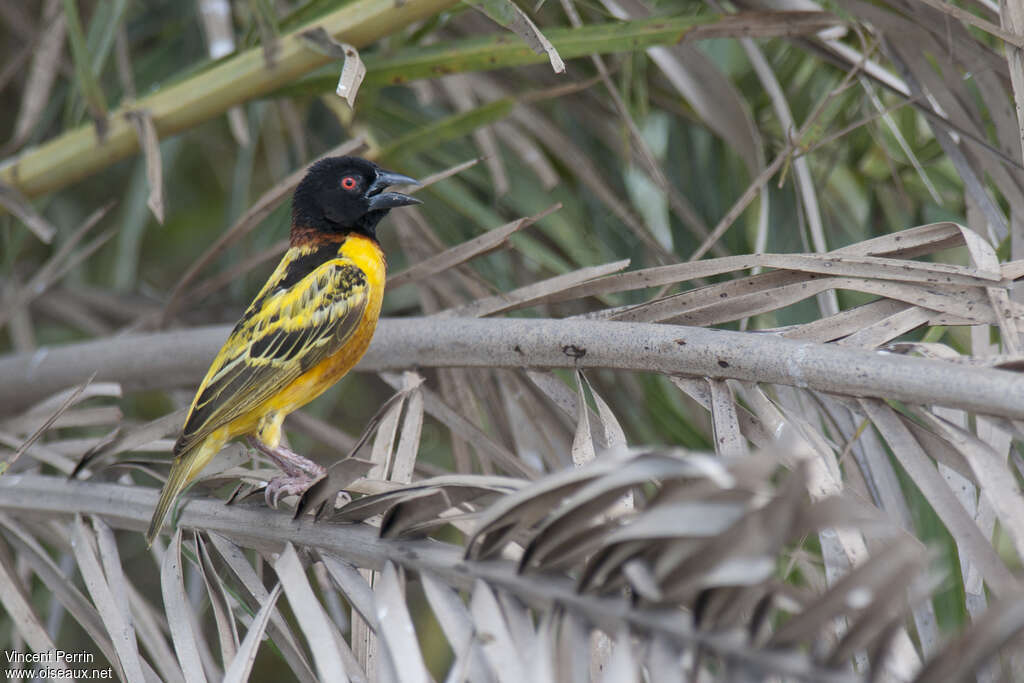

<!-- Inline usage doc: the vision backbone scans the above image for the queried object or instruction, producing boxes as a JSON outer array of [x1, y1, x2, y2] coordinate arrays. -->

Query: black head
[[291, 156, 420, 241]]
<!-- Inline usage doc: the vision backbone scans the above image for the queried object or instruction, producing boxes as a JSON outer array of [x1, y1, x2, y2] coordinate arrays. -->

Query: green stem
[[369, 14, 712, 85], [60, 0, 109, 130], [275, 14, 717, 98], [379, 98, 517, 161], [0, 0, 459, 200]]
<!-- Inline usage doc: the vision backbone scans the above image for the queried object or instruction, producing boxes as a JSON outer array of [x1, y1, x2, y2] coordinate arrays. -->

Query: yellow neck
[[339, 233, 386, 293]]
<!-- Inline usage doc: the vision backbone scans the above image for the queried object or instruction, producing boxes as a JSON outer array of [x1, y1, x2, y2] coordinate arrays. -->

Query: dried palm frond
[[4, 0, 1024, 680]]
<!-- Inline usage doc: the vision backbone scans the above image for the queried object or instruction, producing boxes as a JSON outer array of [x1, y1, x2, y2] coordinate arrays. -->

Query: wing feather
[[175, 253, 368, 455]]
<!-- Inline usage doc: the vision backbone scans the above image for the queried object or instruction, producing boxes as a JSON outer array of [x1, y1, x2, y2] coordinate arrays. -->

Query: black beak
[[367, 169, 421, 211]]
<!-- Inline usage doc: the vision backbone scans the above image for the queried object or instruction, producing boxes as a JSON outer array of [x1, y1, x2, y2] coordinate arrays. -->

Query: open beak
[[367, 168, 421, 210]]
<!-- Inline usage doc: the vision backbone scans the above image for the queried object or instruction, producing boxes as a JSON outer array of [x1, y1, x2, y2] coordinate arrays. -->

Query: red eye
[[341, 176, 357, 190]]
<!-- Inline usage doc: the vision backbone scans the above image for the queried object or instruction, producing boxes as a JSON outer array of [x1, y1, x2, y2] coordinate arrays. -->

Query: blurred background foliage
[[4, 2, 967, 326]]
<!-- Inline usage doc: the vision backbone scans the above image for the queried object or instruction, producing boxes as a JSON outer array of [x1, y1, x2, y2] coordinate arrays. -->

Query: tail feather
[[146, 439, 219, 546]]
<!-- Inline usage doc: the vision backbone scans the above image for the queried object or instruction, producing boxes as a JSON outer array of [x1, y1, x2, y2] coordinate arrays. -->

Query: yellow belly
[[272, 305, 380, 413]]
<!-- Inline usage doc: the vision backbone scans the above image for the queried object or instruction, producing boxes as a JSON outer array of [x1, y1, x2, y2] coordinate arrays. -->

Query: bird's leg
[[245, 436, 326, 507], [245, 435, 324, 476]]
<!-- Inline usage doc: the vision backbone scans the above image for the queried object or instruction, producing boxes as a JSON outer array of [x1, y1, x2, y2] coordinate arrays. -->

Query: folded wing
[[175, 257, 368, 455]]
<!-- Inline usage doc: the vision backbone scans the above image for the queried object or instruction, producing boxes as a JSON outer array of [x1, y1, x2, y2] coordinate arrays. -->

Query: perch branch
[[0, 318, 1022, 418]]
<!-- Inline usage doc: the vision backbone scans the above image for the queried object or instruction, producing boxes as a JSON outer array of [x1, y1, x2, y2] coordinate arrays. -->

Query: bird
[[146, 156, 420, 546]]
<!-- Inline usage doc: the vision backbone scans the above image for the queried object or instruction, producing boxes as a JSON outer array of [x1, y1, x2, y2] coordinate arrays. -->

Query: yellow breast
[[267, 234, 385, 413]]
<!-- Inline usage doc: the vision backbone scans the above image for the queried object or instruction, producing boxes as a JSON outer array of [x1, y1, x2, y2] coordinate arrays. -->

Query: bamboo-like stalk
[[2, 317, 1023, 418], [359, 12, 838, 86], [0, 10, 840, 203], [0, 0, 458, 200]]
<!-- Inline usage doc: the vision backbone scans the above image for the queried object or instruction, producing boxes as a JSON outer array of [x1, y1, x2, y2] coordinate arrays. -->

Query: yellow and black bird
[[146, 156, 420, 546]]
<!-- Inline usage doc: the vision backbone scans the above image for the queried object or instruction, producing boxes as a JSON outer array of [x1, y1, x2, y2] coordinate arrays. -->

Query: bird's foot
[[264, 472, 323, 508], [245, 436, 325, 506]]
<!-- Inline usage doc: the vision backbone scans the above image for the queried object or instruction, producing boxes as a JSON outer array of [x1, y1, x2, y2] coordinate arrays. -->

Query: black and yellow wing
[[175, 246, 369, 456]]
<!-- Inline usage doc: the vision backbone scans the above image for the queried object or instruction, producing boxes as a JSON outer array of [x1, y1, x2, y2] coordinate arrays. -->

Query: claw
[[247, 436, 326, 508], [263, 472, 324, 508]]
